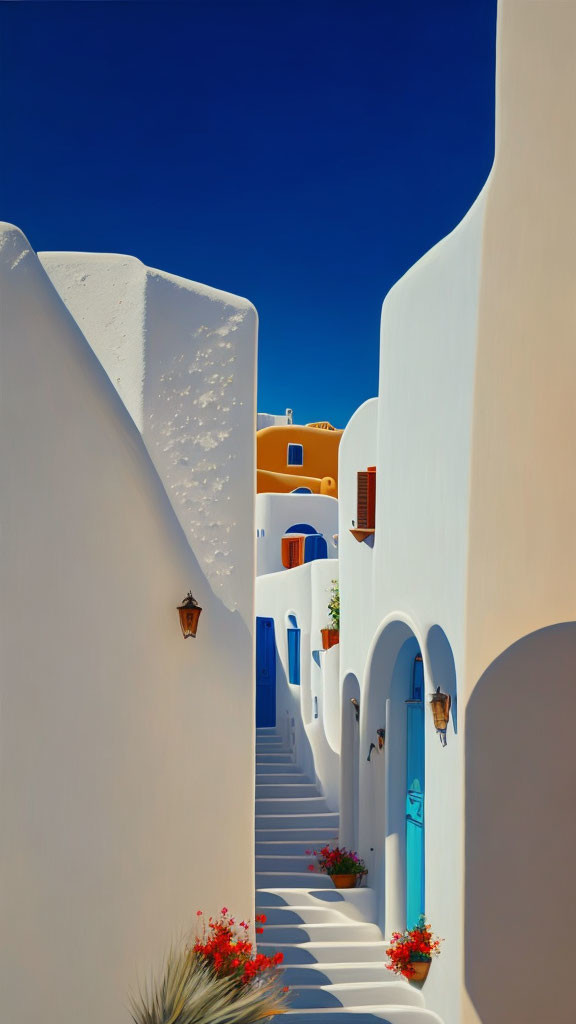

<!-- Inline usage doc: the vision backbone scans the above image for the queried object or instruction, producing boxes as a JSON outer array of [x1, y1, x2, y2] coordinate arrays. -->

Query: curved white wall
[[0, 225, 256, 1024]]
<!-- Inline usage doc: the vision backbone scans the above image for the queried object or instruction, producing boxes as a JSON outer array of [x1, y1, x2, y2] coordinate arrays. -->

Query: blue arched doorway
[[361, 619, 426, 935]]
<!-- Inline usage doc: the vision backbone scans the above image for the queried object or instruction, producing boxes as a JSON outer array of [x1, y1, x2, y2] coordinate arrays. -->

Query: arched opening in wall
[[340, 673, 360, 849], [283, 524, 327, 564], [362, 620, 425, 936], [465, 622, 576, 1024]]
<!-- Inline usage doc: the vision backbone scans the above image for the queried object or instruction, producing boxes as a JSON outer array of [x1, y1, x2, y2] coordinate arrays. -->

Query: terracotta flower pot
[[408, 960, 431, 983], [321, 629, 339, 650], [330, 873, 357, 889]]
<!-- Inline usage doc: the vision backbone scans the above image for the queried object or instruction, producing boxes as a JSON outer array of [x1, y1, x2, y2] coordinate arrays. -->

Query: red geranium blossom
[[192, 908, 283, 986], [386, 916, 442, 978]]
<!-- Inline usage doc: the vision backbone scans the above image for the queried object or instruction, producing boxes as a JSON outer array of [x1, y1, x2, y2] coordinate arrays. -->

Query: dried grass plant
[[130, 946, 288, 1024]]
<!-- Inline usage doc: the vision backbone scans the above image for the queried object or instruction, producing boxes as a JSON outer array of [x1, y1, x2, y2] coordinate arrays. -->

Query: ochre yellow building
[[257, 422, 343, 497]]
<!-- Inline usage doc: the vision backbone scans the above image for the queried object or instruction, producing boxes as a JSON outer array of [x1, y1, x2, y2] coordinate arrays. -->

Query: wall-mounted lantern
[[350, 698, 360, 723], [429, 686, 451, 744], [377, 727, 385, 750], [177, 592, 202, 639]]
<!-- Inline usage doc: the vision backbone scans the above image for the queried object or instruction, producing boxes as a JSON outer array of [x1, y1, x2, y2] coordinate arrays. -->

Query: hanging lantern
[[177, 592, 202, 638], [429, 686, 451, 732]]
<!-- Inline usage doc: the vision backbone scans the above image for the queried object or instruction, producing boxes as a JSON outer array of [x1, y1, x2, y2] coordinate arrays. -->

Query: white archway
[[359, 614, 428, 936]]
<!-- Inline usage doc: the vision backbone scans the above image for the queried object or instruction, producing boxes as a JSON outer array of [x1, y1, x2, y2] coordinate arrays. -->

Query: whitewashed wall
[[255, 559, 340, 808], [335, 5, 576, 1024], [0, 225, 256, 1024], [40, 250, 256, 625], [256, 492, 338, 576], [337, 186, 485, 1023]]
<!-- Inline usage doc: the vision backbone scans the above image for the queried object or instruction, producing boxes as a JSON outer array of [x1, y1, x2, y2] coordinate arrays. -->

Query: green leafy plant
[[131, 911, 288, 1024], [326, 578, 339, 631]]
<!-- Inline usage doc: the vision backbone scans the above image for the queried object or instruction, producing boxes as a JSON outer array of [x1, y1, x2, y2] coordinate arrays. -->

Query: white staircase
[[255, 727, 443, 1023]]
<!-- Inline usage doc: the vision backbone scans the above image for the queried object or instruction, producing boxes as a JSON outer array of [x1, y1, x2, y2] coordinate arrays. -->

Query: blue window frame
[[287, 627, 301, 685], [287, 443, 303, 467]]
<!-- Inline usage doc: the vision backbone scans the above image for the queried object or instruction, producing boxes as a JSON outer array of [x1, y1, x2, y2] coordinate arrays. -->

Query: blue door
[[406, 655, 425, 928], [287, 627, 301, 685], [304, 533, 328, 563], [256, 617, 276, 726]]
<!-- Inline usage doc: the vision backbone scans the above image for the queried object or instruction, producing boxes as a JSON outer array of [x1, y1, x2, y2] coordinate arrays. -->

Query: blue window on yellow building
[[287, 443, 303, 466]]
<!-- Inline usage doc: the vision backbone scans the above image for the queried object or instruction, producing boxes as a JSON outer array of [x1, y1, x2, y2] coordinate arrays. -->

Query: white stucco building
[[255, 4, 576, 1024]]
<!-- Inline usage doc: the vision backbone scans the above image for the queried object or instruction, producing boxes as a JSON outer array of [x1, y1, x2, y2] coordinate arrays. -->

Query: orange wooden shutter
[[282, 536, 305, 568], [357, 468, 376, 529], [367, 466, 376, 528]]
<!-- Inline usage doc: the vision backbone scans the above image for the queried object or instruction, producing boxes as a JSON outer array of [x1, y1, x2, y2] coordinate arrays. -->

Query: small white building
[[256, 491, 338, 576]]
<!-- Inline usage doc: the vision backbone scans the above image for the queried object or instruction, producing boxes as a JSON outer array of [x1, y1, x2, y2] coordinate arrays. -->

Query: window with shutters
[[281, 534, 305, 568], [350, 466, 376, 541]]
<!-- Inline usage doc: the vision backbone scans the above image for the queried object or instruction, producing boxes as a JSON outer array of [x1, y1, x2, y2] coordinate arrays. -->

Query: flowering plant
[[306, 844, 367, 878], [130, 909, 288, 1024], [386, 915, 442, 978], [326, 579, 340, 631], [193, 908, 284, 985]]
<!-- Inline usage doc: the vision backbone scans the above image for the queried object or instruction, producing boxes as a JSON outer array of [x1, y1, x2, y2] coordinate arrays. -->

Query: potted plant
[[306, 844, 367, 888], [130, 908, 288, 1024], [321, 579, 340, 649], [386, 915, 442, 982]]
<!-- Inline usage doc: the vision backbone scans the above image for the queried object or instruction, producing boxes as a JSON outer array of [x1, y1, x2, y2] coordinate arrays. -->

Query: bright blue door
[[287, 628, 301, 685], [406, 655, 425, 928], [256, 617, 276, 726]]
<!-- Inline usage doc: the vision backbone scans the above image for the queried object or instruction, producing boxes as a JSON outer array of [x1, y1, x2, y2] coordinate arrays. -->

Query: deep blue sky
[[0, 0, 497, 428]]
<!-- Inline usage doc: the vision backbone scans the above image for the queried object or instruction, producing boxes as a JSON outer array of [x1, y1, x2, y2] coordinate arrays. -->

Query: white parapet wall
[[0, 225, 257, 1024]]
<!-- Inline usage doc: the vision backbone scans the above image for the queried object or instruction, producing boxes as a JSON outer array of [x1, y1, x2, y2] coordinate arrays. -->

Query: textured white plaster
[[40, 252, 257, 620]]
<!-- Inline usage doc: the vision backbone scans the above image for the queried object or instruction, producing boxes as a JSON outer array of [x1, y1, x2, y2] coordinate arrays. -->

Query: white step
[[256, 727, 283, 735], [256, 854, 321, 872], [256, 783, 320, 798], [256, 827, 338, 842], [280, 1009, 443, 1023], [256, 872, 336, 888], [257, 940, 390, 964], [256, 752, 295, 763], [256, 763, 302, 774], [288, 981, 424, 1009], [256, 839, 328, 855], [256, 797, 331, 814], [256, 773, 312, 784], [260, 922, 382, 943], [258, 906, 355, 925], [255, 813, 338, 829], [280, 964, 400, 986]]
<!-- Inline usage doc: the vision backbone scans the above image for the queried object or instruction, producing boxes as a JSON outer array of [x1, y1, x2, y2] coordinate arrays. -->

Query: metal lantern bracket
[[429, 686, 451, 746]]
